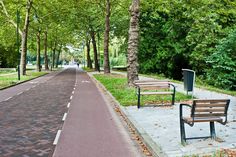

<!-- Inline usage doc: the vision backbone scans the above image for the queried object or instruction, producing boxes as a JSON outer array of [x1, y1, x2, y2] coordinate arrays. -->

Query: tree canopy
[[0, 0, 236, 90]]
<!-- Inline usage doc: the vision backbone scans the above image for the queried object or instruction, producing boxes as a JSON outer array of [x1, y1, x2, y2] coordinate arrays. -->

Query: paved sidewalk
[[109, 71, 236, 156], [53, 69, 143, 157]]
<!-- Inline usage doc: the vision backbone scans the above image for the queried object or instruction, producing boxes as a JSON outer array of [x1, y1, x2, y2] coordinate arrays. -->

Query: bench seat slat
[[194, 113, 225, 117], [184, 117, 223, 123], [140, 91, 173, 95], [195, 108, 225, 112]]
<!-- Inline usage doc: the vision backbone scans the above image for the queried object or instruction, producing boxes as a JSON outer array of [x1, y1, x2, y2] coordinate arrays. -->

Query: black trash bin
[[182, 69, 195, 95]]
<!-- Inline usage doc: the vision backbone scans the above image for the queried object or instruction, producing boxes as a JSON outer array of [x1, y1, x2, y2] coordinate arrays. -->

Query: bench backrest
[[191, 99, 230, 119], [134, 80, 171, 90]]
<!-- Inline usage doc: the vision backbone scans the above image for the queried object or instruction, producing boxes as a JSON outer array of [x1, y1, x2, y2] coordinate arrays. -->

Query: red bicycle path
[[52, 68, 142, 157]]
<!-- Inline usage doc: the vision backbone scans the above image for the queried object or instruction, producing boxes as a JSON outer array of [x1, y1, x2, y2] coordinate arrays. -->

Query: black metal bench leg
[[171, 88, 176, 105], [180, 119, 186, 145], [171, 94, 175, 105], [137, 88, 141, 109], [210, 122, 216, 139]]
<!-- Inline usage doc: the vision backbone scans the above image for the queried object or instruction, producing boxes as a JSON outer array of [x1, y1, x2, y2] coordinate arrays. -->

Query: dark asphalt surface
[[0, 68, 76, 157], [53, 69, 142, 157]]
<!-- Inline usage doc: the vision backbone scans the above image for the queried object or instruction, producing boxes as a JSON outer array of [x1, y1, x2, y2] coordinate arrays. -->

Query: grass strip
[[94, 73, 192, 107], [0, 71, 48, 89]]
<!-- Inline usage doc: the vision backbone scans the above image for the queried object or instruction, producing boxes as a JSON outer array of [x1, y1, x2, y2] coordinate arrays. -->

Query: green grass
[[83, 67, 95, 72], [0, 69, 16, 74], [140, 73, 236, 96], [94, 74, 192, 106], [0, 71, 48, 89]]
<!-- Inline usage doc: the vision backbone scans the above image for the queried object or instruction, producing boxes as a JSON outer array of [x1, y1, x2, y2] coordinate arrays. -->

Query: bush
[[206, 29, 236, 90]]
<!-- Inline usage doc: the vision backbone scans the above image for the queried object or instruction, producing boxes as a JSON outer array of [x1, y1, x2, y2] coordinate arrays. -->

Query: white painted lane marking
[[5, 97, 12, 101], [72, 91, 74, 94], [17, 92, 23, 95], [53, 130, 62, 145], [62, 113, 67, 121], [70, 96, 73, 100], [67, 102, 70, 108]]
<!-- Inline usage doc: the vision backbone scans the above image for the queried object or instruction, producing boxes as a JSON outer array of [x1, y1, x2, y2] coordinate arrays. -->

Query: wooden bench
[[179, 99, 230, 145], [134, 80, 176, 108]]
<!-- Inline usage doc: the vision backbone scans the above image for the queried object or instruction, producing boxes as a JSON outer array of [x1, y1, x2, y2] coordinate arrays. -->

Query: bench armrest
[[179, 104, 192, 122]]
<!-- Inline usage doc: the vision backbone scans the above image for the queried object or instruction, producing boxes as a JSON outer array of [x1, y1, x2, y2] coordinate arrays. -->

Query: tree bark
[[52, 42, 56, 69], [127, 0, 140, 86], [86, 38, 92, 68], [20, 0, 33, 75], [55, 44, 62, 68], [90, 30, 100, 71], [103, 0, 111, 74], [44, 29, 49, 70], [36, 29, 41, 72]]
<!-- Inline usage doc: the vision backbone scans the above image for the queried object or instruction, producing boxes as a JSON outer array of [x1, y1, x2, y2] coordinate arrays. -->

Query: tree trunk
[[127, 0, 140, 86], [90, 30, 100, 71], [36, 29, 41, 72], [103, 0, 111, 74], [52, 42, 56, 69], [55, 44, 62, 68], [86, 39, 92, 68], [20, 0, 33, 75], [44, 29, 49, 70]]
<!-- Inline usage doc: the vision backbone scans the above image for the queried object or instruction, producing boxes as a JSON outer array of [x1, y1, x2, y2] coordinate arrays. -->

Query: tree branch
[[0, 0, 23, 36]]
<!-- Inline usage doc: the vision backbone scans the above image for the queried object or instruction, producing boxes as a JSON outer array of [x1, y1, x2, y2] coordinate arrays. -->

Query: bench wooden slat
[[195, 103, 227, 107], [194, 99, 229, 103], [184, 117, 223, 123], [134, 80, 169, 83], [140, 91, 173, 95], [195, 108, 225, 112], [194, 113, 226, 117]]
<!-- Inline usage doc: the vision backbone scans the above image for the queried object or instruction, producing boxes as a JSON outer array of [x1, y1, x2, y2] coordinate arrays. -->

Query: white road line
[[67, 102, 70, 108], [53, 130, 62, 145], [5, 97, 12, 101], [17, 92, 23, 95], [70, 96, 73, 100], [73, 87, 75, 90], [72, 91, 74, 94], [62, 113, 67, 121]]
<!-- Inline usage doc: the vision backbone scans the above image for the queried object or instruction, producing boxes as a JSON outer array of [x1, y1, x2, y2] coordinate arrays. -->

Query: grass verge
[[94, 73, 192, 106], [0, 71, 48, 89]]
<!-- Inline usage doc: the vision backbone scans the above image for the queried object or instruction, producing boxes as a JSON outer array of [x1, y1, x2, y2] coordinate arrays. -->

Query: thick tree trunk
[[36, 30, 41, 72], [127, 0, 140, 86], [20, 0, 33, 75], [44, 30, 49, 70], [55, 44, 62, 68], [90, 30, 100, 71], [86, 39, 92, 69], [103, 0, 111, 74]]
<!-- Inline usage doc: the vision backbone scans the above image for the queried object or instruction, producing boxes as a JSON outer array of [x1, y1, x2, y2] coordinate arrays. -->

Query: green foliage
[[206, 29, 236, 90], [138, 0, 236, 84], [110, 54, 126, 67], [0, 45, 18, 68]]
